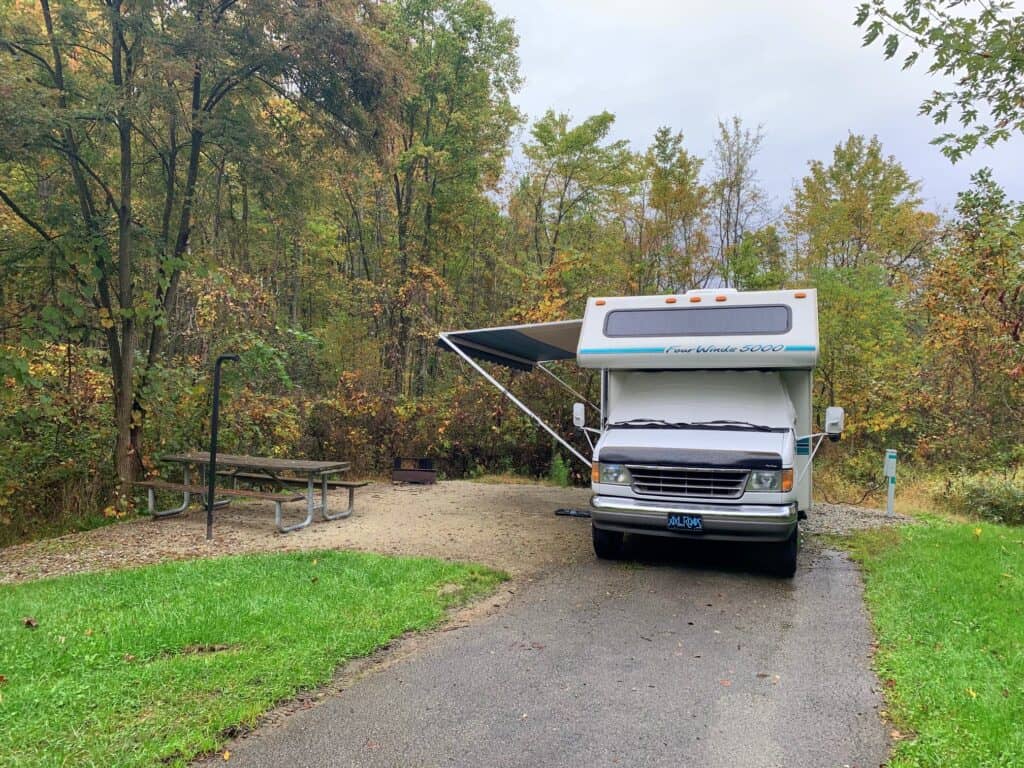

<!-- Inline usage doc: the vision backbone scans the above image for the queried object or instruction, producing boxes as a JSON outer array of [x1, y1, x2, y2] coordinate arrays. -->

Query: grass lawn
[[0, 550, 504, 767], [845, 521, 1024, 767]]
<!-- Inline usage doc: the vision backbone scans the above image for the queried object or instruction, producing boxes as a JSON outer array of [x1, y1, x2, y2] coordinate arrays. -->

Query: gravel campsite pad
[[0, 481, 906, 585]]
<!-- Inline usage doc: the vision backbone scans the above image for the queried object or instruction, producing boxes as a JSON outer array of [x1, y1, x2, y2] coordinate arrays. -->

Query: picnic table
[[136, 452, 366, 533]]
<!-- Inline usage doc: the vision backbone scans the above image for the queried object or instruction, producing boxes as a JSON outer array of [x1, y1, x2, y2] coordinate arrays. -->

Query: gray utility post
[[884, 449, 897, 517]]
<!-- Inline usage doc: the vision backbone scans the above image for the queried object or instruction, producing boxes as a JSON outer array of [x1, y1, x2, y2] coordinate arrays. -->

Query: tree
[[378, 0, 522, 394], [709, 116, 768, 286], [729, 225, 789, 291], [636, 127, 711, 292], [519, 110, 635, 267], [786, 134, 938, 283], [855, 0, 1024, 160], [916, 170, 1024, 464], [814, 265, 916, 481], [0, 0, 400, 497]]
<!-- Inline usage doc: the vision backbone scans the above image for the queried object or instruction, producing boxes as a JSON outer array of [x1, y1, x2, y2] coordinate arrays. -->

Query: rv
[[439, 288, 843, 577]]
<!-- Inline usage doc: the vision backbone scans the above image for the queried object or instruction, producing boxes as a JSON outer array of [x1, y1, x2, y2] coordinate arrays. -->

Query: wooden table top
[[161, 452, 351, 474]]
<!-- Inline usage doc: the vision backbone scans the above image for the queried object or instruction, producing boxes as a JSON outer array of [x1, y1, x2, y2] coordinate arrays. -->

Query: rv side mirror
[[825, 406, 845, 442], [572, 402, 586, 430]]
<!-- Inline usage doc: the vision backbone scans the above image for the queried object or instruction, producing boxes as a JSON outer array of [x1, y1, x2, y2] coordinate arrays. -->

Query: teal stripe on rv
[[578, 345, 817, 355], [578, 347, 666, 354]]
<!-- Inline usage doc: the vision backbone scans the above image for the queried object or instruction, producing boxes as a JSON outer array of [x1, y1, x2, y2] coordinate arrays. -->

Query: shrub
[[548, 453, 570, 487], [943, 470, 1024, 525]]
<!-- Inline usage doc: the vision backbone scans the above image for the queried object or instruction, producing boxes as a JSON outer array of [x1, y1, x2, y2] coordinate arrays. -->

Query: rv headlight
[[598, 463, 633, 485], [745, 469, 794, 493]]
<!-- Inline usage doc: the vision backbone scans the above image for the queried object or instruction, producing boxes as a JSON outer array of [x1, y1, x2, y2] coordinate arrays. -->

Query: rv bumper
[[590, 495, 797, 542]]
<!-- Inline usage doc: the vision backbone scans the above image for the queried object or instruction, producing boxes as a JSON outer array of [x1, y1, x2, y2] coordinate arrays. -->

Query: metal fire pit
[[392, 457, 437, 484]]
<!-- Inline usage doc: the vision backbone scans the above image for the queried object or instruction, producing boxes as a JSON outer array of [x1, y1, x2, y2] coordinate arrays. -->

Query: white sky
[[489, 0, 1024, 215]]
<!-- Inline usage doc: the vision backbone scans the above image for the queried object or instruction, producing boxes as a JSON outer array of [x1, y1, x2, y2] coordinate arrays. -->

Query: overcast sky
[[488, 0, 1023, 215]]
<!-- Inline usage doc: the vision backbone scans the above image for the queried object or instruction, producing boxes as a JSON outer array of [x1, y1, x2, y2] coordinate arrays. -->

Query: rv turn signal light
[[591, 462, 600, 483], [781, 468, 794, 492]]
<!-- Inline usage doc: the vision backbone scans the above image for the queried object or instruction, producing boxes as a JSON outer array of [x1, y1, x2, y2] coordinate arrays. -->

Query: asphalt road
[[209, 542, 889, 768]]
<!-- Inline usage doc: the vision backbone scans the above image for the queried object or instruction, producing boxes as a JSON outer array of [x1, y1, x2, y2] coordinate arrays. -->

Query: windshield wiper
[[606, 419, 694, 429], [690, 419, 775, 432]]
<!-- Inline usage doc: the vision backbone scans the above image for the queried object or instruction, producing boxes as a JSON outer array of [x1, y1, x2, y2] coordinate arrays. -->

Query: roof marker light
[[595, 299, 606, 306], [665, 297, 677, 304], [689, 296, 701, 303], [715, 295, 727, 302], [794, 291, 807, 299]]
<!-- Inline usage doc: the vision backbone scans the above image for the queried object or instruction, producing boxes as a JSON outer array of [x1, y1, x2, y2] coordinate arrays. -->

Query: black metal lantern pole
[[207, 354, 239, 540]]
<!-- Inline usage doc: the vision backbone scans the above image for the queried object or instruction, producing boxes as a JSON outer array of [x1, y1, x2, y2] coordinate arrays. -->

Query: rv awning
[[438, 320, 582, 371]]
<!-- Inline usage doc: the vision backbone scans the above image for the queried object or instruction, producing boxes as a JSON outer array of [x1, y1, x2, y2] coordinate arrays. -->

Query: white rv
[[439, 288, 843, 577]]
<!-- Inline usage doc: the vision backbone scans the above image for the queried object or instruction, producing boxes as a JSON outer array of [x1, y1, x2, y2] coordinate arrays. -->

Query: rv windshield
[[606, 370, 797, 430]]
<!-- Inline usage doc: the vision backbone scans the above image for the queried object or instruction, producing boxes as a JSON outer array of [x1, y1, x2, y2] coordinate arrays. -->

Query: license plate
[[667, 513, 703, 533]]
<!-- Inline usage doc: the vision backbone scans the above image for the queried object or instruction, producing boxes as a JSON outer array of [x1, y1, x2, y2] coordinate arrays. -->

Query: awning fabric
[[438, 320, 583, 371]]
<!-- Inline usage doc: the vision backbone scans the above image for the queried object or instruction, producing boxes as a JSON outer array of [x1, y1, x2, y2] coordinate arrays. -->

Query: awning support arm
[[536, 363, 598, 412], [439, 334, 591, 468]]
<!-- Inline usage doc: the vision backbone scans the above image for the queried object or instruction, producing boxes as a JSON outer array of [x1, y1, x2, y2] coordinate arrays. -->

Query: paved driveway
[[205, 540, 889, 768]]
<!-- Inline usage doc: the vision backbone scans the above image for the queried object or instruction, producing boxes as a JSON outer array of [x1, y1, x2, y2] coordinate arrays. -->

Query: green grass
[[0, 551, 504, 767], [845, 522, 1024, 767]]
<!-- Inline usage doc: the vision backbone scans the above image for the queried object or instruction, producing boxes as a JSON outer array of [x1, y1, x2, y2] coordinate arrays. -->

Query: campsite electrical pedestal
[[885, 449, 897, 517]]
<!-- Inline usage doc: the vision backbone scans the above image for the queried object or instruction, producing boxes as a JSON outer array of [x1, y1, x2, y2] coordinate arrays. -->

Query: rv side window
[[603, 305, 792, 337]]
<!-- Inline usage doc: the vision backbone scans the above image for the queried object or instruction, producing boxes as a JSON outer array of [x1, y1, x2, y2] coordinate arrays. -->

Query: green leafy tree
[[710, 116, 768, 285], [814, 266, 916, 477], [916, 170, 1024, 464], [855, 0, 1024, 160], [519, 110, 635, 267], [786, 134, 938, 283], [627, 127, 710, 292], [379, 0, 522, 394], [729, 225, 789, 291], [0, 0, 399, 495]]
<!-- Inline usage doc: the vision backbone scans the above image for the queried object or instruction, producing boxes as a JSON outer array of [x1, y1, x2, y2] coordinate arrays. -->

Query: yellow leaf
[[223, 750, 231, 761], [967, 688, 978, 699], [973, 528, 983, 539]]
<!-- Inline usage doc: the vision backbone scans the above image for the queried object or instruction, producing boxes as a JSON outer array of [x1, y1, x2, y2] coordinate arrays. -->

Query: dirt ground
[[0, 480, 905, 585], [0, 480, 595, 585]]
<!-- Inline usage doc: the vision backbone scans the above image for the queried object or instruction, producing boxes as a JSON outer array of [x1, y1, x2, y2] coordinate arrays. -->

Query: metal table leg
[[321, 476, 355, 521], [272, 476, 314, 534], [150, 465, 192, 518], [200, 464, 231, 509]]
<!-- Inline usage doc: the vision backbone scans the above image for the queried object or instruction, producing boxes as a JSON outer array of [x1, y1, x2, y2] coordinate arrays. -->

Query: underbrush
[[942, 469, 1024, 525]]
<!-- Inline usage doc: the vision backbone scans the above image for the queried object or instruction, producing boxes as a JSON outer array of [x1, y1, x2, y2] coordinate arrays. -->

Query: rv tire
[[773, 527, 799, 578], [592, 525, 624, 560]]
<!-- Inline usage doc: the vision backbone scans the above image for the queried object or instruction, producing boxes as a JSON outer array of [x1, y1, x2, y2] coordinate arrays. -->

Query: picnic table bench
[[137, 453, 367, 533]]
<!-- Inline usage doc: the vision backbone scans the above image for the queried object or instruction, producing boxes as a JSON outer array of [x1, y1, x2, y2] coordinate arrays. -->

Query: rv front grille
[[626, 465, 749, 500]]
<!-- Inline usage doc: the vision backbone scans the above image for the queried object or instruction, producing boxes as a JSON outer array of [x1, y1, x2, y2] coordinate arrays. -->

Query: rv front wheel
[[592, 525, 624, 560], [773, 527, 799, 578]]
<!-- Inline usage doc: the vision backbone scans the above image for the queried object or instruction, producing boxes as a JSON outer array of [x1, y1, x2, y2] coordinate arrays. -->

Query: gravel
[[804, 502, 910, 536], [0, 482, 905, 586]]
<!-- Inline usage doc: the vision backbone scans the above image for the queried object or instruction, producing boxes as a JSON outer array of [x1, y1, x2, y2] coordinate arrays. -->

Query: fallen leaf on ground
[[222, 750, 230, 761], [967, 688, 978, 699], [21, 617, 37, 629], [719, 679, 731, 687]]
